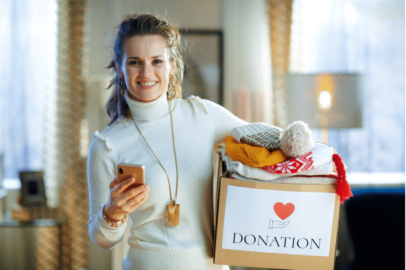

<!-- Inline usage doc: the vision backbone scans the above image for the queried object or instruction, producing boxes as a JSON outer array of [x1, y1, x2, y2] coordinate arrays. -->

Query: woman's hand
[[104, 176, 150, 222]]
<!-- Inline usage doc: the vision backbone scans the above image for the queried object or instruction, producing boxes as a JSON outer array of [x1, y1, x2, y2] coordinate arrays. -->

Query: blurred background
[[0, 0, 404, 269]]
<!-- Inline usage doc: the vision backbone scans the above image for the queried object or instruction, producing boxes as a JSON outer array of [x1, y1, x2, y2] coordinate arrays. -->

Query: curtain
[[222, 0, 273, 124], [43, 0, 89, 268], [0, 0, 56, 180], [293, 0, 405, 172], [0, 1, 61, 269]]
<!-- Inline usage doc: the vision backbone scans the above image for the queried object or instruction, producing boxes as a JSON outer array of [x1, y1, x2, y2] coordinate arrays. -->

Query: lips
[[137, 81, 158, 89]]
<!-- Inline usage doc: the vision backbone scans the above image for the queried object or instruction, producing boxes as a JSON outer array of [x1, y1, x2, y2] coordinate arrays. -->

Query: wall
[[88, 0, 222, 77]]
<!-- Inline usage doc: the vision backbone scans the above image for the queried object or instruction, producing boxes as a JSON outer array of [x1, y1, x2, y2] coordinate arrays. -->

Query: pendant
[[167, 203, 180, 226]]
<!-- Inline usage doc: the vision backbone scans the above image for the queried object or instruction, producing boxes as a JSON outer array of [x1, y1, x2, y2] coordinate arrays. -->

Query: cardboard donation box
[[212, 150, 340, 270]]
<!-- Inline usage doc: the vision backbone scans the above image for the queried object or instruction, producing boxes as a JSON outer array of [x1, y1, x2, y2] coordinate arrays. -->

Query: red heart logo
[[274, 202, 295, 220]]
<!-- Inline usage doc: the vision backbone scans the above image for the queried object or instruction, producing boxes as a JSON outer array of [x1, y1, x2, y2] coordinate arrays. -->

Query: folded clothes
[[220, 147, 334, 182], [225, 136, 286, 168], [230, 172, 337, 185], [230, 122, 283, 152], [230, 121, 315, 159], [262, 143, 334, 174]]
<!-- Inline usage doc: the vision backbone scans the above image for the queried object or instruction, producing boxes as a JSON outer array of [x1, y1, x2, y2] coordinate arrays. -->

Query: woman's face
[[120, 35, 175, 102]]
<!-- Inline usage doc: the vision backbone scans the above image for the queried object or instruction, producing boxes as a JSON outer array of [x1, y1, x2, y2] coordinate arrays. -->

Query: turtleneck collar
[[124, 91, 176, 121]]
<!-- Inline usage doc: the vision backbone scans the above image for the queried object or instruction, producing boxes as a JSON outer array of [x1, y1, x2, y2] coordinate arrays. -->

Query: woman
[[87, 13, 246, 270]]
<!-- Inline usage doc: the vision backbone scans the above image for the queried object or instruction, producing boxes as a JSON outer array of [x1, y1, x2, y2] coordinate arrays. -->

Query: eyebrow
[[127, 55, 164, 59]]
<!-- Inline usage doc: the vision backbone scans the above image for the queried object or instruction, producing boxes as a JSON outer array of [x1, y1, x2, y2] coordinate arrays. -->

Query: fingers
[[128, 192, 149, 210], [109, 175, 119, 189], [112, 177, 136, 195], [119, 189, 149, 212], [121, 184, 150, 203], [114, 184, 150, 210]]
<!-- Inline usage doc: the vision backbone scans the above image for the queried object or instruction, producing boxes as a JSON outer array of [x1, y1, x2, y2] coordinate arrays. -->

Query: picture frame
[[179, 29, 224, 105], [19, 171, 47, 207]]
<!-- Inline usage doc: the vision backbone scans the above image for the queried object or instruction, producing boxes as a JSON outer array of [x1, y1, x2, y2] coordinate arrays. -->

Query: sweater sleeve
[[203, 99, 248, 144], [87, 131, 127, 250]]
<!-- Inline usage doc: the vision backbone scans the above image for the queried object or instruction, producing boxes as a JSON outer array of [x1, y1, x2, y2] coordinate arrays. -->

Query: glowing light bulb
[[318, 90, 332, 110]]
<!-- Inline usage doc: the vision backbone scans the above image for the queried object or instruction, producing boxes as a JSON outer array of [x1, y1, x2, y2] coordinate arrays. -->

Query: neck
[[124, 91, 173, 121]]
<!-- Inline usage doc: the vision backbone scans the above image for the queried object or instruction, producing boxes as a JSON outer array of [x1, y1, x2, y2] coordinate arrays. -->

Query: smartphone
[[117, 163, 145, 191]]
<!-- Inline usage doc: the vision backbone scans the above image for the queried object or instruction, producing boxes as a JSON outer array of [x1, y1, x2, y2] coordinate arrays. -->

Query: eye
[[154, 59, 163, 64], [129, 60, 140, 65]]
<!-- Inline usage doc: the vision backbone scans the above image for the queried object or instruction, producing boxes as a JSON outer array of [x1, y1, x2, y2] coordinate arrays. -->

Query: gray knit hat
[[230, 122, 283, 152]]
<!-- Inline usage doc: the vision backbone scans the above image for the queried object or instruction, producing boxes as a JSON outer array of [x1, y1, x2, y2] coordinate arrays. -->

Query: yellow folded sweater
[[226, 136, 287, 168]]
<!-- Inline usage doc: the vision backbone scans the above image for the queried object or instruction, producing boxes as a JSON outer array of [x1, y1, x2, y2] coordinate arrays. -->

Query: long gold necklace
[[130, 100, 180, 226]]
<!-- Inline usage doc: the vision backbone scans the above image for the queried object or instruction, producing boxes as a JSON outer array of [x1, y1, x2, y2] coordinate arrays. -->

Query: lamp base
[[321, 128, 329, 144]]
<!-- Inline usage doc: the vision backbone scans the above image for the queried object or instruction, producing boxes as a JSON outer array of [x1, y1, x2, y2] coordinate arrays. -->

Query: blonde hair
[[106, 13, 184, 125]]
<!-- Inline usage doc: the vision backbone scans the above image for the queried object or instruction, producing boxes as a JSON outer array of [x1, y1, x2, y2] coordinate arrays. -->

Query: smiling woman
[[87, 13, 246, 270], [105, 14, 184, 125], [120, 35, 176, 102]]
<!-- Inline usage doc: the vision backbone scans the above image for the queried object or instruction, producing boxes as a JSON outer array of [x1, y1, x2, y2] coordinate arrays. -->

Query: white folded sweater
[[87, 92, 246, 270]]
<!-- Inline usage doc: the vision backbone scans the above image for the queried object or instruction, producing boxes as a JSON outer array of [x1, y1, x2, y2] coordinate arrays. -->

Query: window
[[290, 0, 405, 172], [0, 0, 57, 188]]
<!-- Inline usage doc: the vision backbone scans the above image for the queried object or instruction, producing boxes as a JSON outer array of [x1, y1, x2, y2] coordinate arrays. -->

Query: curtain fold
[[223, 0, 273, 124], [44, 0, 89, 268], [267, 0, 293, 127]]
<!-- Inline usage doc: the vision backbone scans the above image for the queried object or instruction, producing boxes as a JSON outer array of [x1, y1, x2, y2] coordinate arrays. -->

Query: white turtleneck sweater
[[87, 92, 246, 270]]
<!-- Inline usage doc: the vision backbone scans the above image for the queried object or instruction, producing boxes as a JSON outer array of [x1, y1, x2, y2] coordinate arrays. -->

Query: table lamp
[[286, 73, 362, 143]]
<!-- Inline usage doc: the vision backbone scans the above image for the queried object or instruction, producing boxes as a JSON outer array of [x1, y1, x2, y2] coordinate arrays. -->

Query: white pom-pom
[[280, 121, 314, 158]]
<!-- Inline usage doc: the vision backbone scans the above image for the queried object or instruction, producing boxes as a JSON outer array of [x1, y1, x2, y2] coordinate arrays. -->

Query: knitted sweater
[[87, 92, 246, 270], [225, 136, 286, 167]]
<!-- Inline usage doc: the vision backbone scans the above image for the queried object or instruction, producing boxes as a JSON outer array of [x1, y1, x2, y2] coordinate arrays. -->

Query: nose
[[140, 63, 152, 77]]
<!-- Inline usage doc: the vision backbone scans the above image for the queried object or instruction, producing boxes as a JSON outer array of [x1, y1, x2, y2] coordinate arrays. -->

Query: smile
[[138, 81, 157, 86]]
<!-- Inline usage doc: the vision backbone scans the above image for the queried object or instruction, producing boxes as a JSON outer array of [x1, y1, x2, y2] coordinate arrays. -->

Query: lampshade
[[286, 73, 362, 129]]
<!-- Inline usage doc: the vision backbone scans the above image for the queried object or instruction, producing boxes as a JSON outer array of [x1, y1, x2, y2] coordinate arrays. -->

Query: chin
[[130, 91, 164, 102]]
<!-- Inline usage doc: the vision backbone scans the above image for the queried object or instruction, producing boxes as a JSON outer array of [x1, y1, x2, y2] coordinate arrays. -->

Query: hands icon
[[269, 220, 290, 229]]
